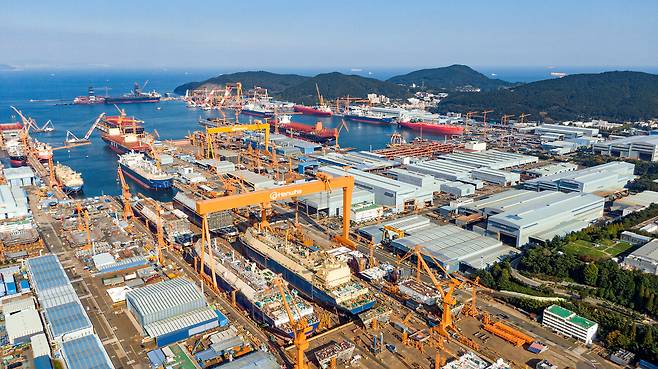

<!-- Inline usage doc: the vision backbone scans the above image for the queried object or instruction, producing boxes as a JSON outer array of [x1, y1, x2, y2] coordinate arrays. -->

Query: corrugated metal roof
[[44, 301, 92, 338], [26, 254, 70, 293], [126, 278, 205, 319], [144, 306, 218, 337], [95, 256, 148, 275], [5, 307, 43, 343], [61, 334, 115, 369], [217, 351, 280, 369], [2, 296, 36, 315]]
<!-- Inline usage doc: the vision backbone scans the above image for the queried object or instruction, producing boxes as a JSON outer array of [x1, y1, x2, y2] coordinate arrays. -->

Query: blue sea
[[1, 66, 655, 197]]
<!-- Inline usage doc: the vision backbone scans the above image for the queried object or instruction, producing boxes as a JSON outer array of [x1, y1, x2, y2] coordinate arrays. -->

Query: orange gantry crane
[[273, 276, 311, 369], [397, 245, 464, 337], [205, 121, 270, 157], [194, 173, 355, 290], [155, 203, 165, 266], [117, 167, 134, 223], [83, 210, 93, 252]]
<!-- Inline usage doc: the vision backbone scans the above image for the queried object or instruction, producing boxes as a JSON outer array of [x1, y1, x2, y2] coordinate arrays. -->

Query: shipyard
[[2, 3, 658, 369]]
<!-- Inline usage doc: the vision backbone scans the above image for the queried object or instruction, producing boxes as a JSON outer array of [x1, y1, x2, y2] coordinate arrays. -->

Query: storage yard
[[0, 106, 642, 369]]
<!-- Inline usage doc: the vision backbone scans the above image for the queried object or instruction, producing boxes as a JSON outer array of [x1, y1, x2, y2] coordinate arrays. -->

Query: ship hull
[[238, 239, 375, 315], [119, 162, 173, 190], [104, 97, 160, 104], [201, 262, 319, 337], [398, 121, 464, 135], [9, 157, 27, 167], [62, 185, 83, 193], [344, 114, 394, 125], [276, 122, 337, 143], [293, 105, 333, 116], [0, 123, 23, 131], [241, 109, 274, 118], [101, 135, 150, 155]]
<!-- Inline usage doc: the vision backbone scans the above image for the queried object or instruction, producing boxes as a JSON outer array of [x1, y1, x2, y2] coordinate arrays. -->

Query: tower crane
[[117, 167, 134, 223], [397, 245, 464, 337], [273, 276, 311, 369], [481, 110, 494, 128], [83, 210, 93, 253], [500, 114, 515, 126], [76, 202, 85, 232], [518, 113, 531, 124], [315, 83, 325, 107]]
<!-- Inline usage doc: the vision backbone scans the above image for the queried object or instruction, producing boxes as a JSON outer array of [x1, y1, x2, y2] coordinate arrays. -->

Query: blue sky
[[2, 0, 657, 70]]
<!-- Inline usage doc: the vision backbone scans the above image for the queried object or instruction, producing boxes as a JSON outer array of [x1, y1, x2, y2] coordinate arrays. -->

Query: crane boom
[[84, 113, 106, 140], [274, 276, 310, 369]]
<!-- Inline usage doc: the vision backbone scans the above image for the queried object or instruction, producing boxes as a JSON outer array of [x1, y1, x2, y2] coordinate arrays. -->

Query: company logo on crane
[[269, 189, 303, 201]]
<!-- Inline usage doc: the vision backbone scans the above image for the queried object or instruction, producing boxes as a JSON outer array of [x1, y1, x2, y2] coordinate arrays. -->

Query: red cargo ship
[[277, 121, 337, 143], [293, 105, 333, 117], [99, 112, 151, 154], [0, 122, 23, 131], [398, 119, 464, 135]]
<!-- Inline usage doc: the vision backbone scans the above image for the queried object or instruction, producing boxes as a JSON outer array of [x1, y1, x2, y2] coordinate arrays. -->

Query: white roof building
[[593, 135, 658, 162], [623, 239, 658, 275], [542, 305, 598, 344], [5, 307, 44, 345], [523, 161, 635, 193]]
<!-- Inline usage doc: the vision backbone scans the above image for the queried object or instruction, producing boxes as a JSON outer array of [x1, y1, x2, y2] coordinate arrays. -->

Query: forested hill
[[173, 71, 308, 95], [437, 71, 658, 121], [278, 72, 409, 105], [387, 64, 513, 91]]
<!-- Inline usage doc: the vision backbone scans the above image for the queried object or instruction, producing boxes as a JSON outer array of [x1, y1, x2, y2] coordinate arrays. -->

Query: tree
[[644, 326, 654, 347], [630, 323, 637, 342], [583, 263, 599, 286]]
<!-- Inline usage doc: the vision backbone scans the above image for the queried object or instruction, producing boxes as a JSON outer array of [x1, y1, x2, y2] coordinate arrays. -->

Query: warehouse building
[[299, 188, 375, 216], [593, 135, 658, 161], [622, 239, 658, 274], [0, 184, 29, 219], [61, 334, 115, 369], [387, 168, 444, 192], [5, 303, 44, 345], [316, 151, 399, 171], [406, 159, 475, 183], [526, 163, 579, 177], [3, 166, 36, 187], [612, 190, 658, 216], [535, 124, 599, 139], [227, 170, 276, 190], [319, 166, 433, 212], [390, 224, 518, 272], [126, 278, 228, 347], [486, 191, 605, 247], [440, 150, 538, 170], [471, 167, 520, 186], [523, 161, 635, 193], [542, 305, 598, 344]]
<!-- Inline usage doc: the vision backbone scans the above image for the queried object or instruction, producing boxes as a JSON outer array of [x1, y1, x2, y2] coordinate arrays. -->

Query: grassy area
[[171, 344, 197, 369], [564, 239, 633, 259]]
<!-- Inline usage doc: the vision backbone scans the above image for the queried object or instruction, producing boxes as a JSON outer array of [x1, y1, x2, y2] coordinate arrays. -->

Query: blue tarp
[[640, 360, 658, 369], [19, 279, 30, 291], [147, 349, 166, 368], [34, 355, 53, 369]]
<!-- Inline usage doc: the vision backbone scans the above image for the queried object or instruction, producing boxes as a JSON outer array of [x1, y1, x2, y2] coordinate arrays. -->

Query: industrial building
[[26, 254, 97, 344], [534, 124, 599, 139], [3, 166, 36, 187], [390, 224, 518, 271], [125, 278, 228, 347], [523, 161, 635, 193], [61, 334, 115, 369], [622, 239, 658, 274], [439, 150, 538, 170], [542, 305, 598, 344], [526, 163, 578, 177], [593, 135, 658, 161], [405, 158, 517, 188], [5, 301, 43, 344], [612, 190, 658, 216], [298, 188, 375, 216], [227, 169, 276, 190], [471, 167, 520, 186], [0, 184, 29, 219], [463, 190, 604, 247], [315, 151, 399, 171], [358, 215, 432, 245], [319, 165, 433, 212]]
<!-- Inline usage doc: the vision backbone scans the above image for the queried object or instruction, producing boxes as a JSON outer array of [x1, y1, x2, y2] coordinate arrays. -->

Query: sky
[[1, 0, 657, 71]]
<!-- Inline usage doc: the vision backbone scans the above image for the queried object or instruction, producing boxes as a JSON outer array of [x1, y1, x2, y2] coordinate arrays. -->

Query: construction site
[[0, 86, 623, 369]]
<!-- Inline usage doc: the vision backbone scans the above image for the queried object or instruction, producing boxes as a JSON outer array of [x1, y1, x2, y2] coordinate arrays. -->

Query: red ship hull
[[0, 123, 23, 131], [398, 121, 464, 135], [293, 105, 333, 116], [101, 135, 150, 154], [277, 122, 337, 143]]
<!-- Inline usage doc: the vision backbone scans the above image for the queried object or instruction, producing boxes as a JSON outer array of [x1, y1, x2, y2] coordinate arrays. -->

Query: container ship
[[196, 244, 320, 337], [344, 107, 395, 125], [54, 163, 84, 193], [118, 152, 173, 190], [293, 105, 333, 117], [239, 227, 375, 315], [398, 117, 464, 135], [104, 83, 161, 104], [73, 87, 105, 105], [276, 117, 337, 143]]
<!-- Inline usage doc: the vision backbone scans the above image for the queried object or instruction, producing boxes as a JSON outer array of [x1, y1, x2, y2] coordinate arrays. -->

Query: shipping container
[[19, 279, 30, 292]]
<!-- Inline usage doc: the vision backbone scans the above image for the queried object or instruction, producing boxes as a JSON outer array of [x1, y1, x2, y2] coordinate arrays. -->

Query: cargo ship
[[54, 163, 84, 193], [276, 117, 337, 143], [0, 122, 23, 131], [98, 113, 144, 134], [239, 227, 375, 315], [293, 105, 333, 116], [344, 107, 395, 125], [241, 102, 274, 118], [197, 244, 320, 337], [34, 140, 53, 162], [100, 113, 152, 154], [73, 87, 105, 105], [398, 117, 464, 135], [118, 152, 173, 190], [104, 83, 161, 104]]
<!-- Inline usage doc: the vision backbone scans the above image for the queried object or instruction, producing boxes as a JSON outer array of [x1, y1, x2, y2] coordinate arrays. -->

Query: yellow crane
[[83, 210, 93, 252], [117, 167, 134, 223], [273, 276, 311, 369], [397, 245, 464, 337], [518, 113, 531, 124], [76, 202, 85, 232], [205, 121, 270, 156]]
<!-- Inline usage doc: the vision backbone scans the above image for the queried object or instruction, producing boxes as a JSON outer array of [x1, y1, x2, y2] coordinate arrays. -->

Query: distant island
[[174, 66, 658, 121], [0, 64, 16, 71]]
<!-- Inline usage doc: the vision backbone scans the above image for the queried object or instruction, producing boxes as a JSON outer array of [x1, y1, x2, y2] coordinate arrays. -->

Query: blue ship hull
[[119, 162, 173, 190], [344, 114, 394, 125], [238, 239, 375, 315], [62, 185, 83, 193], [242, 109, 274, 118]]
